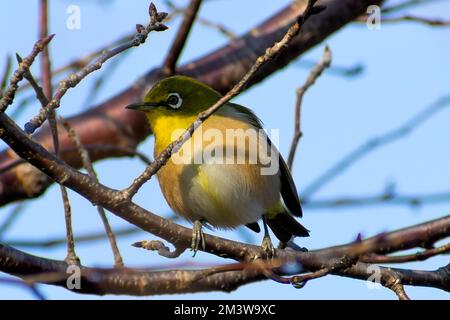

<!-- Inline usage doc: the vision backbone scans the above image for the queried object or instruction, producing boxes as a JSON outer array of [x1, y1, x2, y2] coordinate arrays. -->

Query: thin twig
[[362, 243, 450, 264], [59, 116, 124, 268], [122, 0, 326, 200], [356, 15, 450, 26], [304, 191, 450, 209], [0, 203, 26, 237], [162, 0, 203, 76], [164, 0, 236, 39], [132, 240, 187, 258], [0, 277, 46, 300], [197, 16, 237, 39], [287, 45, 331, 169], [381, 15, 450, 26], [24, 2, 168, 134], [296, 59, 363, 78], [301, 93, 450, 199], [382, 0, 447, 14], [0, 55, 13, 97], [5, 226, 140, 248], [0, 144, 151, 175], [0, 34, 54, 113], [39, 0, 59, 155]]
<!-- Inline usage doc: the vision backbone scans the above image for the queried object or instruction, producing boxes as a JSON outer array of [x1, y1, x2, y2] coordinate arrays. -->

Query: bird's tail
[[266, 210, 309, 243]]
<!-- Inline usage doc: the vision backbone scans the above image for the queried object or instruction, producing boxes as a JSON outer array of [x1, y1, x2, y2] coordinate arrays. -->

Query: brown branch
[[121, 0, 326, 200], [162, 0, 203, 76], [1, 224, 449, 296], [37, 0, 79, 266], [132, 239, 186, 259], [23, 2, 168, 135], [0, 0, 384, 207], [164, 0, 236, 39], [287, 45, 331, 169]]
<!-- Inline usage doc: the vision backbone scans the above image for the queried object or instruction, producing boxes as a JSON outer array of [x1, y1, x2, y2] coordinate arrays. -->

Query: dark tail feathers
[[266, 211, 309, 243]]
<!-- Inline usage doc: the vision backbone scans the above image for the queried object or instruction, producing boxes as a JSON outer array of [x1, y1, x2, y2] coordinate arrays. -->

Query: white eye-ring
[[166, 93, 182, 109]]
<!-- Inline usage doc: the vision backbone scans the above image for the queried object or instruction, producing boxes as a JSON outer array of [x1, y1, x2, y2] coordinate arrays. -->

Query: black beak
[[125, 102, 159, 111]]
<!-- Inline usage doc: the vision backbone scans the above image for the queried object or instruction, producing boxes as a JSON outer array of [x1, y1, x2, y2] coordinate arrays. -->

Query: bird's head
[[126, 76, 222, 127]]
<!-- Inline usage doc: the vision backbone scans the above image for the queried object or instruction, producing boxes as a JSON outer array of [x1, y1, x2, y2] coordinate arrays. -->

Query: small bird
[[126, 76, 309, 256]]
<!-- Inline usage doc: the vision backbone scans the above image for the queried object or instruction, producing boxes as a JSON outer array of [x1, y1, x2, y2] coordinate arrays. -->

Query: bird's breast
[[154, 114, 281, 228]]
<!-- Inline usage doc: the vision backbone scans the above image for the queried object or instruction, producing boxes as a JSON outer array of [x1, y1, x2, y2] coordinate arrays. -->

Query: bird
[[126, 75, 309, 257]]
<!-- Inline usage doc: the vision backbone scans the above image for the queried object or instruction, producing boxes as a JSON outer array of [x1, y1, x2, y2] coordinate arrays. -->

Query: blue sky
[[0, 0, 449, 299]]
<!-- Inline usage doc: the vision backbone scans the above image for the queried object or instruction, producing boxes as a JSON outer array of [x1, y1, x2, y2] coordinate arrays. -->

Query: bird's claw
[[191, 220, 206, 257], [261, 235, 276, 258]]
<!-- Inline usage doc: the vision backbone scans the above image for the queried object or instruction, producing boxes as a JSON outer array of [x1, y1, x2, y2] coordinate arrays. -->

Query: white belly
[[179, 162, 280, 228]]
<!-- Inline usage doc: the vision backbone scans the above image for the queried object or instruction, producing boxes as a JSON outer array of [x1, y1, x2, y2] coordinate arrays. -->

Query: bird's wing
[[277, 146, 302, 217], [226, 103, 303, 217]]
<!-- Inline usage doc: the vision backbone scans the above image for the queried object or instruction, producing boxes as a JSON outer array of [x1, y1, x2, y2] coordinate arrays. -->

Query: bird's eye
[[166, 93, 182, 109]]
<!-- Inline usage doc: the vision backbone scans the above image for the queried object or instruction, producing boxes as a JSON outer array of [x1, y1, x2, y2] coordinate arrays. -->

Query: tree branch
[[0, 0, 384, 206], [162, 0, 203, 76], [287, 45, 331, 169], [23, 2, 168, 135]]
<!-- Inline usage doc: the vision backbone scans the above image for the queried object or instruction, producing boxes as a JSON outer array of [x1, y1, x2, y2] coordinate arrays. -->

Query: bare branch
[[287, 45, 331, 169], [132, 240, 187, 258], [301, 94, 450, 199], [382, 0, 447, 14], [0, 55, 13, 97], [59, 117, 124, 268], [362, 243, 450, 264], [0, 203, 26, 237], [162, 0, 203, 76], [304, 191, 450, 209], [356, 14, 450, 26], [164, 0, 236, 39], [0, 34, 54, 113], [23, 2, 168, 134]]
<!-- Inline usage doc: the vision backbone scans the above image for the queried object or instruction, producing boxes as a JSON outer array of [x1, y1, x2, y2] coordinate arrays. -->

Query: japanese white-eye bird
[[126, 76, 309, 256]]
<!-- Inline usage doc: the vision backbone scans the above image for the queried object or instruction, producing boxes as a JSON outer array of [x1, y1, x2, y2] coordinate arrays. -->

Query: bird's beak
[[125, 102, 159, 111]]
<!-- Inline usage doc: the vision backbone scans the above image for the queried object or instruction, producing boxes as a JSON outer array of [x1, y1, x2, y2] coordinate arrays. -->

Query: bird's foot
[[191, 220, 206, 257], [261, 235, 276, 258]]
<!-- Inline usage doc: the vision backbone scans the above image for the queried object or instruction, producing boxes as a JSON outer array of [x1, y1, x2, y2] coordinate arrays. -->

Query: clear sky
[[0, 0, 449, 300]]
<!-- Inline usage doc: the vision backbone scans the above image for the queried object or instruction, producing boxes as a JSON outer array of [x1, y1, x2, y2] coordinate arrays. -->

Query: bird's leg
[[261, 215, 276, 258], [191, 219, 206, 257]]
